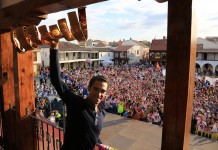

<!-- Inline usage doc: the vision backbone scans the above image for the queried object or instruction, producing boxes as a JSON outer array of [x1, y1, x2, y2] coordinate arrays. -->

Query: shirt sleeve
[[50, 49, 72, 105]]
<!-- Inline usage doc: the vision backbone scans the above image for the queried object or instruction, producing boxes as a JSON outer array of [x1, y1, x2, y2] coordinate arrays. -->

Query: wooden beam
[[0, 0, 24, 9], [13, 49, 35, 118], [1, 32, 36, 150], [0, 33, 15, 112], [161, 0, 196, 150], [0, 0, 107, 31], [0, 32, 36, 150], [0, 32, 16, 150]]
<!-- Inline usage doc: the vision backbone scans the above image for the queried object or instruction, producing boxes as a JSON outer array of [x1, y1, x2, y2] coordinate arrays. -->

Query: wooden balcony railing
[[6, 107, 64, 150]]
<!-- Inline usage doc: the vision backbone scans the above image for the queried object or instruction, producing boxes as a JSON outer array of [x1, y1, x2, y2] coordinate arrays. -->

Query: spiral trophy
[[11, 7, 87, 53]]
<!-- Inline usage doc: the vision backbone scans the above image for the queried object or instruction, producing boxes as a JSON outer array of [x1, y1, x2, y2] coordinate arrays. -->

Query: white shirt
[[211, 123, 218, 133]]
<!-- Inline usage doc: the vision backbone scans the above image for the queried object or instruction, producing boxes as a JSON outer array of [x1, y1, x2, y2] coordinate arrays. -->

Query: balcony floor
[[101, 113, 218, 150]]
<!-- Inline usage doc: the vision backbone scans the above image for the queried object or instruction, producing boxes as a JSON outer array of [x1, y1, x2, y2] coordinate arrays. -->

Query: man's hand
[[50, 40, 59, 50]]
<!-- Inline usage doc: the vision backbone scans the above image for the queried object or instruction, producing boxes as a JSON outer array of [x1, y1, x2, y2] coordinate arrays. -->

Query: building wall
[[207, 53, 215, 60], [215, 53, 218, 60], [40, 48, 50, 67], [99, 52, 113, 61], [129, 45, 143, 63], [196, 60, 218, 72], [33, 49, 42, 75], [196, 53, 202, 60]]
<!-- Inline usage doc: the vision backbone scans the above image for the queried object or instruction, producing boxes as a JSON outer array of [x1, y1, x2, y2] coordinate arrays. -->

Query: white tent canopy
[[101, 60, 114, 66]]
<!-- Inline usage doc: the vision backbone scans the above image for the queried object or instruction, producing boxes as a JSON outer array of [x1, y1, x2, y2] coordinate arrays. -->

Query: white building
[[112, 39, 149, 65], [121, 39, 150, 61], [33, 48, 42, 75], [113, 45, 143, 65], [196, 37, 218, 76], [40, 45, 50, 67], [86, 39, 109, 48], [92, 48, 114, 66], [86, 40, 115, 66], [40, 41, 99, 69]]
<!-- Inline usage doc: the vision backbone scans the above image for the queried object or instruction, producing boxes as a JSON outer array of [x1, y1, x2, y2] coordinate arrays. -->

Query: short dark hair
[[88, 75, 108, 88]]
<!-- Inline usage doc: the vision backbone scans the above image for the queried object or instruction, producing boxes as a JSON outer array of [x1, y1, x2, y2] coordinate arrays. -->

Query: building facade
[[113, 45, 145, 65], [196, 37, 218, 76], [40, 41, 99, 69], [149, 36, 167, 66], [33, 48, 42, 75]]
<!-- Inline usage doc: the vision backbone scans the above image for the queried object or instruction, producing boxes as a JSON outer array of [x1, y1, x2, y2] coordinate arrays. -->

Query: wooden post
[[0, 32, 36, 150], [0, 32, 16, 150], [161, 0, 196, 150], [13, 45, 35, 118], [13, 36, 35, 150]]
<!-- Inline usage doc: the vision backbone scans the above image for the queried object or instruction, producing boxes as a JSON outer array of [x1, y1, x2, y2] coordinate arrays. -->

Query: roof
[[139, 41, 151, 48], [197, 37, 218, 49], [206, 36, 218, 44], [109, 41, 119, 47], [121, 39, 149, 48], [89, 47, 114, 52], [197, 37, 218, 53], [132, 40, 149, 48], [39, 44, 50, 48], [202, 49, 218, 53], [196, 44, 203, 52], [58, 41, 89, 51], [150, 39, 167, 51], [39, 41, 84, 51], [95, 41, 108, 47], [40, 41, 115, 52], [114, 45, 133, 51]]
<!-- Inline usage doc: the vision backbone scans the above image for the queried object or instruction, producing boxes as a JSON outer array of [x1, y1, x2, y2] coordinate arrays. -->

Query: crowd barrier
[[196, 130, 218, 141]]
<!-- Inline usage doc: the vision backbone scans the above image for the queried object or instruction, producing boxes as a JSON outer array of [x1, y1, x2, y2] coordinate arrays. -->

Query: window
[[150, 52, 154, 57], [60, 53, 65, 60], [161, 53, 166, 59], [155, 52, 161, 59], [123, 52, 126, 56], [203, 53, 207, 60], [78, 52, 81, 59], [33, 52, 37, 61], [108, 53, 110, 57], [137, 50, 139, 55]]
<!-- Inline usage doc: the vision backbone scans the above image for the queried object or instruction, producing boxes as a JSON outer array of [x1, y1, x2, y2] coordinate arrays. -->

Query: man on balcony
[[49, 40, 108, 150]]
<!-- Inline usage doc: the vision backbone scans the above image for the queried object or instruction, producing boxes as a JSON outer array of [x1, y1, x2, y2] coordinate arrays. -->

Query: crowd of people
[[34, 63, 218, 134]]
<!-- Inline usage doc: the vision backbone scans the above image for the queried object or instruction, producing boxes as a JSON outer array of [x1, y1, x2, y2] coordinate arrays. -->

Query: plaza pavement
[[100, 113, 218, 150]]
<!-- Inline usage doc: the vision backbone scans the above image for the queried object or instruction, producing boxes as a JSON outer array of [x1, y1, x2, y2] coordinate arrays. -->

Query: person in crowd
[[47, 111, 56, 124], [37, 109, 45, 117], [49, 40, 109, 150], [117, 100, 124, 116], [38, 99, 50, 118], [54, 110, 62, 124], [211, 121, 218, 133]]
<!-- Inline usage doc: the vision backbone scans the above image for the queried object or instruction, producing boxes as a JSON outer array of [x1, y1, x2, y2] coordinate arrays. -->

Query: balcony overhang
[[0, 0, 107, 32]]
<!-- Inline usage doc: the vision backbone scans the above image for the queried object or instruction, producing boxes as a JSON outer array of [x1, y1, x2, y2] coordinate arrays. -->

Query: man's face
[[88, 80, 108, 106]]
